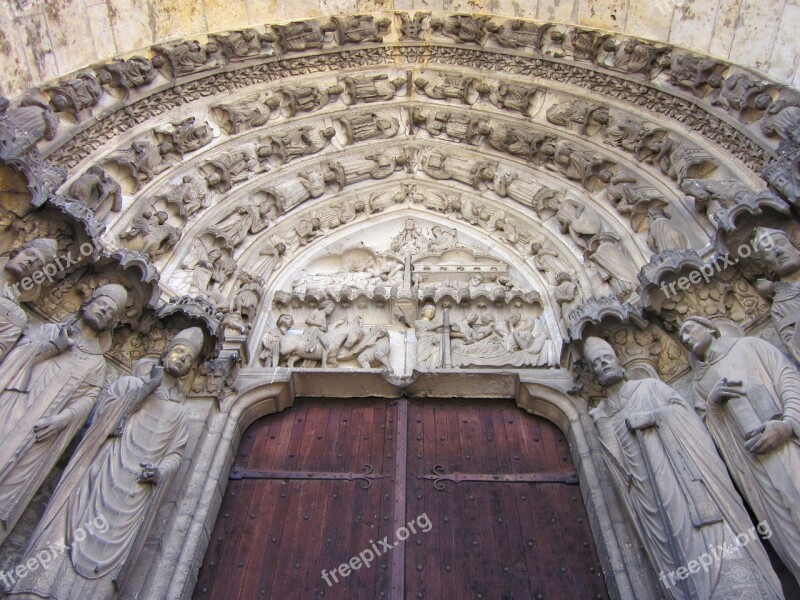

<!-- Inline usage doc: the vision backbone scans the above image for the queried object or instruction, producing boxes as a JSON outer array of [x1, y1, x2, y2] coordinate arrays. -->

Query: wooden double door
[[194, 398, 608, 600]]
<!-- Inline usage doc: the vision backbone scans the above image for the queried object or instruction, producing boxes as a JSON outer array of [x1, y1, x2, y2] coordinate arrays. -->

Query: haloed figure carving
[[587, 336, 783, 599], [8, 328, 204, 599], [0, 284, 127, 546], [751, 227, 800, 363], [680, 316, 800, 583]]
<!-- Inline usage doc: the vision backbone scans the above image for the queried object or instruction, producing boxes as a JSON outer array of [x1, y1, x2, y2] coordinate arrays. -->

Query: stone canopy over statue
[[7, 327, 204, 599], [586, 335, 783, 599]]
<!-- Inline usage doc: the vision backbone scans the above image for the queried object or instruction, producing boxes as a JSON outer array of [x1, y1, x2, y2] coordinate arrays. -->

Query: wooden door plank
[[266, 399, 333, 599], [405, 399, 442, 600], [325, 402, 368, 598], [297, 402, 347, 599], [488, 406, 534, 598], [207, 410, 291, 599], [193, 419, 265, 598], [376, 404, 402, 600], [456, 402, 493, 599]]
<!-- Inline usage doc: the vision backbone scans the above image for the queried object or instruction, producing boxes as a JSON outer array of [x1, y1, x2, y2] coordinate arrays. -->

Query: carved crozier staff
[[632, 426, 699, 600]]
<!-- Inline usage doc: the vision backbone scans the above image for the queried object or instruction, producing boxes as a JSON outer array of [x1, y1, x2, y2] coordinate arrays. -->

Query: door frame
[[128, 367, 663, 600]]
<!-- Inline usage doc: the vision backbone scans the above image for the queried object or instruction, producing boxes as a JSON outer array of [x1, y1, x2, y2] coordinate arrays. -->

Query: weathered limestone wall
[[1, 0, 798, 99]]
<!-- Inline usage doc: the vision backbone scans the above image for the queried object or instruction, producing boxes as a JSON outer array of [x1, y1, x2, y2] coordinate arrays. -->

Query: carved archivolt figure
[[154, 40, 219, 77], [119, 208, 181, 258], [544, 141, 611, 191], [258, 126, 334, 166], [494, 173, 560, 220], [340, 74, 405, 104], [586, 336, 783, 599], [156, 117, 213, 157], [0, 238, 58, 361], [680, 316, 800, 582], [0, 284, 128, 546], [751, 227, 800, 364], [486, 20, 551, 52], [203, 148, 259, 193], [45, 72, 104, 119], [430, 15, 489, 45], [680, 178, 752, 226], [67, 165, 122, 220], [546, 100, 610, 136], [646, 206, 690, 254], [8, 327, 203, 599], [339, 113, 399, 144], [414, 75, 489, 104], [492, 82, 541, 115], [709, 73, 773, 121], [157, 174, 209, 218], [213, 94, 279, 134], [602, 39, 670, 76], [586, 233, 639, 300], [98, 56, 162, 97], [276, 83, 343, 117], [273, 20, 333, 52], [211, 29, 273, 61], [529, 240, 568, 285], [669, 53, 720, 94], [555, 198, 603, 249], [330, 15, 391, 44], [105, 140, 171, 192], [4, 96, 59, 144]]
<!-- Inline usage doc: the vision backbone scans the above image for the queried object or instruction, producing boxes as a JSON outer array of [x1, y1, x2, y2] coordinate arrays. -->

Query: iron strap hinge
[[420, 464, 579, 490], [229, 464, 386, 489]]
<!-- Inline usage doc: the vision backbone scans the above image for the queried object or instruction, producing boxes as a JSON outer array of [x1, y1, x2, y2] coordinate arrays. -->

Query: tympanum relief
[[264, 218, 561, 374]]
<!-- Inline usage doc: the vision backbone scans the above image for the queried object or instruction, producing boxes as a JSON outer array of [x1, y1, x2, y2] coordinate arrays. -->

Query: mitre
[[90, 283, 128, 310], [583, 336, 615, 362], [24, 238, 58, 263], [166, 326, 205, 359]]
